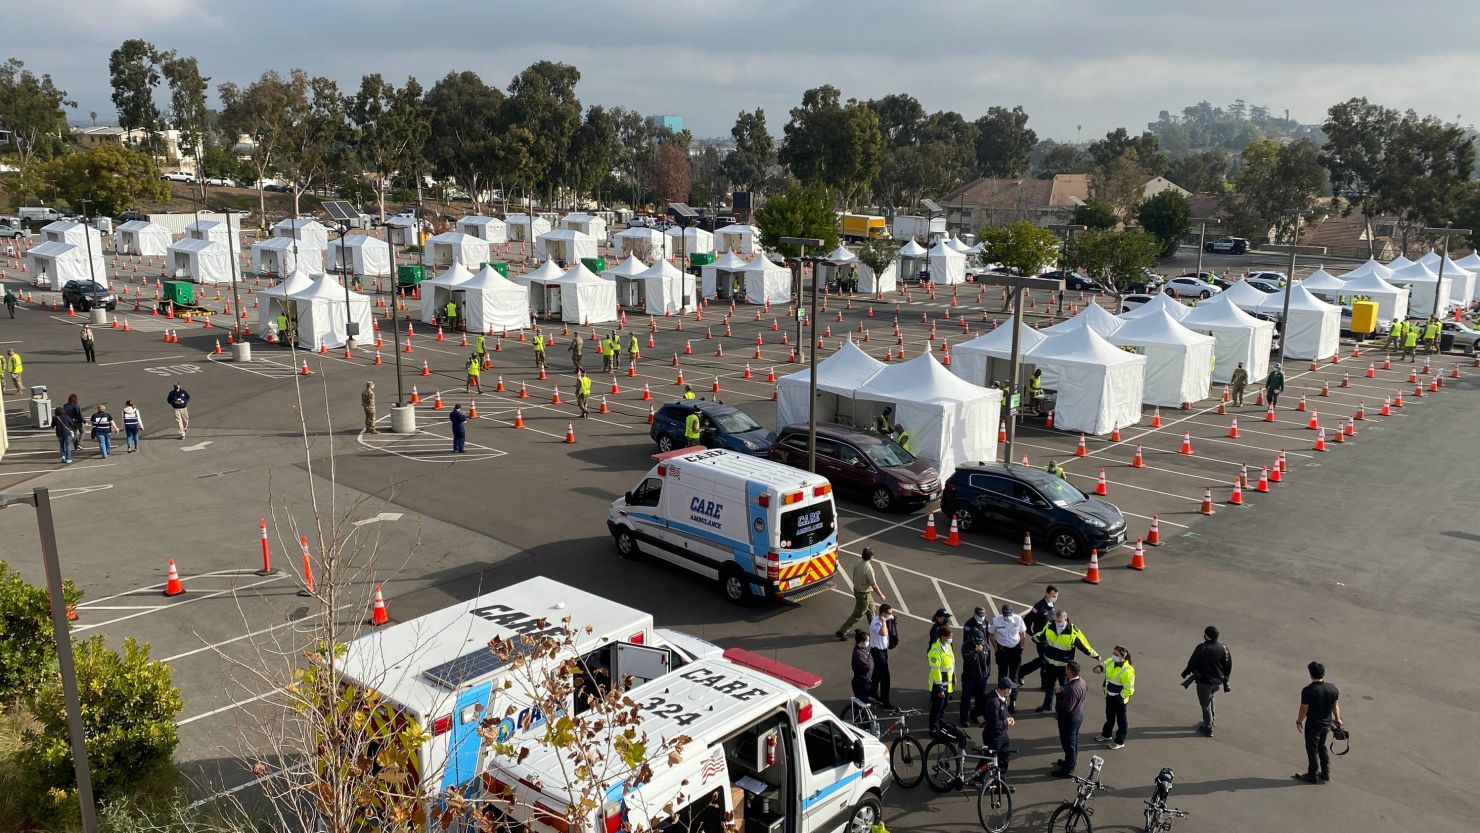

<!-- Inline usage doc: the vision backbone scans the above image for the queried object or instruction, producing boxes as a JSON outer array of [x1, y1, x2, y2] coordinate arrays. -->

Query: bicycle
[[921, 724, 1013, 833], [844, 699, 927, 789], [1143, 767, 1190, 833], [1047, 754, 1106, 833]]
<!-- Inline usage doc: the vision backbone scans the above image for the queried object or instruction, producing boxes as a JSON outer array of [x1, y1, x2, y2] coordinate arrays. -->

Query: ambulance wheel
[[720, 565, 751, 604], [846, 795, 882, 833], [615, 529, 641, 560]]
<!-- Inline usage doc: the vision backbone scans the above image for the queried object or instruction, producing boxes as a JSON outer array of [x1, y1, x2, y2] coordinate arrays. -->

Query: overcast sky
[[9, 0, 1478, 141]]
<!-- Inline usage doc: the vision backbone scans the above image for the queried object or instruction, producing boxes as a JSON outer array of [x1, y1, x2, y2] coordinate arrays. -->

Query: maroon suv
[[769, 423, 941, 511]]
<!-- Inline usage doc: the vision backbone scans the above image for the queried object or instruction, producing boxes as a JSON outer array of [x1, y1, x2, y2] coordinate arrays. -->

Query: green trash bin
[[581, 256, 607, 274], [397, 265, 426, 287], [161, 280, 195, 307], [689, 252, 715, 267]]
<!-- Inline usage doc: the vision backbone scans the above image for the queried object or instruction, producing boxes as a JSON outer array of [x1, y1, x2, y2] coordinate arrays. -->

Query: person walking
[[362, 382, 379, 434], [868, 604, 896, 709], [575, 369, 592, 418], [1018, 585, 1059, 686], [1295, 661, 1342, 784], [448, 403, 468, 453], [627, 333, 640, 370], [533, 330, 547, 372], [166, 383, 191, 439], [1403, 322, 1420, 361], [4, 349, 22, 394], [466, 354, 482, 393], [927, 626, 955, 732], [835, 547, 885, 640], [960, 606, 993, 727], [80, 324, 96, 362], [52, 407, 76, 464], [850, 631, 874, 704], [89, 404, 118, 459], [989, 604, 1029, 714], [599, 333, 612, 374], [1094, 646, 1135, 749], [1181, 625, 1232, 736], [1265, 363, 1286, 407], [475, 333, 487, 365], [63, 394, 85, 453], [1424, 316, 1441, 354], [1051, 660, 1089, 778], [983, 678, 1018, 776], [3, 288, 16, 318], [1385, 319, 1404, 352], [121, 400, 143, 453], [1034, 609, 1100, 713], [1229, 362, 1249, 407], [568, 331, 583, 372]]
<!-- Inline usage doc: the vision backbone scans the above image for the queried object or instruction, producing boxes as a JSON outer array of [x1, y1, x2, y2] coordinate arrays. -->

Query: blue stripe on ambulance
[[801, 770, 863, 811], [441, 681, 493, 791]]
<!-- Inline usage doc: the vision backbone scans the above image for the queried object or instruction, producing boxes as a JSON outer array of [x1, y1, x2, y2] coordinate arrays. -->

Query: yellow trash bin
[[1349, 300, 1378, 335]]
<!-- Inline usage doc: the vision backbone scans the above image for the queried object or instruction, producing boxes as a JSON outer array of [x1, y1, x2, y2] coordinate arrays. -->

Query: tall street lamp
[[974, 272, 1065, 466], [1191, 217, 1221, 281], [1049, 223, 1086, 315], [382, 222, 411, 431], [1275, 209, 1303, 365], [1423, 226, 1471, 323], [780, 235, 824, 473], [334, 225, 359, 348], [220, 208, 245, 340], [77, 199, 99, 295]]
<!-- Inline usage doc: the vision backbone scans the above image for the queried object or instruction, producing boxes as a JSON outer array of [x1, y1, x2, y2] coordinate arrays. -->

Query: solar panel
[[921, 198, 943, 214], [321, 200, 362, 223], [422, 648, 517, 690], [667, 202, 698, 219]]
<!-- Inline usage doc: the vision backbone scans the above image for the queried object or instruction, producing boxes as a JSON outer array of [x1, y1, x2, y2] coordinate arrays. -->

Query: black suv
[[941, 463, 1126, 558], [61, 280, 116, 311]]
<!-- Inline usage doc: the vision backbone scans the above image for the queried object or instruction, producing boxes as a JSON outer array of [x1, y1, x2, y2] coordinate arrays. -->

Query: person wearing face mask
[[1018, 585, 1059, 687], [1034, 609, 1100, 714], [1093, 647, 1135, 749], [960, 606, 993, 727], [868, 604, 897, 710], [927, 626, 956, 732], [989, 604, 1029, 714]]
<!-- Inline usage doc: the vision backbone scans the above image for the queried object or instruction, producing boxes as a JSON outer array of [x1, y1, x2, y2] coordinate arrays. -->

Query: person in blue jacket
[[448, 403, 467, 453]]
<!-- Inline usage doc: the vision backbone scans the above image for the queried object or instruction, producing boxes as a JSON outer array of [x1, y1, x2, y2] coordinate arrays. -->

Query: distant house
[[1141, 176, 1190, 200], [939, 174, 1091, 232], [72, 125, 197, 174], [1300, 212, 1399, 260]]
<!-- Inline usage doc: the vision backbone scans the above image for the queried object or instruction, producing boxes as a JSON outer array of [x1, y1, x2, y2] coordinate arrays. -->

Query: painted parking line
[[177, 685, 288, 726]]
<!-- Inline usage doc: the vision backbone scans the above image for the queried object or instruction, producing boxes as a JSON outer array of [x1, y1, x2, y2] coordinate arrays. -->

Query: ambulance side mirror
[[624, 491, 634, 505], [851, 737, 866, 768]]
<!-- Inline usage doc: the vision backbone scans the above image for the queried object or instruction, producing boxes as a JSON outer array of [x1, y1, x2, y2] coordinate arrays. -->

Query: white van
[[17, 206, 60, 224], [608, 448, 840, 604], [483, 656, 890, 833], [334, 577, 720, 798]]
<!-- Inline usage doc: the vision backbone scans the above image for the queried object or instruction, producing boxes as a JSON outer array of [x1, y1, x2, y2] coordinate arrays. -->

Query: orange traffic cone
[[368, 585, 390, 626], [998, 423, 1007, 443], [1229, 480, 1244, 505], [1179, 433, 1193, 455], [1320, 380, 1330, 397], [921, 512, 938, 542], [1264, 403, 1276, 422], [1296, 394, 1307, 411], [1045, 409, 1055, 429], [1366, 362, 1376, 378], [469, 400, 478, 418], [551, 387, 561, 405], [1082, 549, 1101, 585], [1150, 407, 1162, 428], [421, 360, 431, 376], [374, 351, 383, 365], [495, 376, 506, 392], [943, 515, 962, 547], [163, 560, 185, 597], [1393, 390, 1403, 408], [1313, 427, 1327, 452], [410, 385, 421, 404], [646, 404, 656, 424], [1227, 417, 1239, 439], [1075, 434, 1087, 457], [513, 408, 525, 428], [212, 339, 223, 355], [1256, 466, 1270, 493], [1200, 488, 1216, 515], [599, 396, 610, 414], [1018, 531, 1035, 566], [1128, 539, 1146, 570], [432, 390, 444, 410], [300, 359, 312, 376], [1146, 515, 1162, 546], [564, 421, 577, 443], [1131, 446, 1145, 468], [1094, 468, 1108, 495], [1110, 422, 1121, 442], [1342, 417, 1355, 437], [1340, 373, 1350, 389]]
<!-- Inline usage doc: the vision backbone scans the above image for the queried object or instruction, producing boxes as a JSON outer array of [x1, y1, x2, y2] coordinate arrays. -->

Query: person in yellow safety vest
[[875, 406, 894, 435], [533, 331, 547, 371], [466, 354, 481, 393], [927, 626, 956, 731], [1028, 369, 1045, 415], [4, 349, 22, 394], [475, 334, 487, 362], [683, 408, 703, 444], [445, 299, 457, 331], [1424, 317, 1441, 354], [276, 313, 289, 345], [1034, 609, 1100, 713], [1093, 646, 1135, 750], [627, 333, 640, 369], [576, 369, 592, 418], [1045, 460, 1067, 479], [1403, 321, 1420, 361], [683, 384, 696, 400], [1385, 319, 1404, 351], [891, 424, 913, 453], [607, 334, 621, 372], [598, 334, 611, 374]]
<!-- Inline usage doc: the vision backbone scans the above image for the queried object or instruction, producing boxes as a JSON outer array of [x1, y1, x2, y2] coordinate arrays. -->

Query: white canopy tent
[[926, 241, 966, 285], [1456, 252, 1480, 298], [1296, 268, 1346, 302], [505, 214, 552, 243], [461, 265, 530, 334], [1386, 254, 1414, 271], [1418, 250, 1477, 305], [423, 232, 491, 271], [858, 262, 897, 296], [1042, 302, 1123, 337], [1339, 258, 1394, 282], [740, 252, 792, 305], [714, 224, 759, 255], [113, 221, 171, 256], [420, 262, 476, 324], [251, 236, 318, 277], [949, 321, 1049, 388], [383, 216, 419, 247], [1023, 326, 1146, 436], [326, 234, 391, 277], [1108, 309, 1215, 407], [1387, 261, 1451, 319], [1118, 292, 1190, 322], [185, 220, 231, 247], [1336, 270, 1408, 323], [894, 239, 928, 285], [776, 340, 887, 429], [27, 242, 107, 289], [561, 213, 607, 241], [288, 273, 374, 350], [944, 236, 971, 253], [535, 228, 598, 263], [520, 259, 568, 318], [700, 251, 750, 301], [256, 269, 317, 340], [554, 263, 618, 324], [42, 220, 102, 249], [610, 227, 665, 259], [456, 216, 508, 245], [1180, 295, 1274, 384], [603, 254, 650, 308], [1271, 283, 1341, 360], [824, 245, 857, 264], [853, 351, 1001, 475], [664, 226, 715, 257], [1219, 279, 1273, 315], [273, 218, 330, 251], [165, 238, 230, 284], [636, 258, 696, 316]]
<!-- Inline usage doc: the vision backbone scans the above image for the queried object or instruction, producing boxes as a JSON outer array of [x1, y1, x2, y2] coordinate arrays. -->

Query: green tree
[[1375, 113, 1475, 251], [273, 73, 346, 217], [779, 86, 884, 206], [1087, 128, 1167, 174], [1230, 138, 1327, 243], [973, 105, 1037, 178], [40, 145, 170, 216], [421, 71, 503, 214], [565, 105, 616, 204], [1091, 150, 1150, 218], [158, 51, 210, 198], [0, 58, 75, 168], [975, 221, 1060, 276], [1072, 199, 1120, 231], [869, 93, 925, 148], [1034, 140, 1089, 178], [504, 61, 583, 203], [722, 108, 775, 192], [1164, 149, 1231, 194], [1320, 97, 1400, 257], [219, 70, 301, 222], [0, 563, 81, 702], [107, 40, 159, 147], [349, 74, 428, 221], [1067, 228, 1161, 300], [608, 106, 657, 207], [1137, 190, 1192, 256], [755, 184, 839, 257]]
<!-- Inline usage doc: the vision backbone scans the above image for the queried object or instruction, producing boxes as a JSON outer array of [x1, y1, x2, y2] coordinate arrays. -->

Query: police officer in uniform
[[983, 677, 1018, 776], [1034, 609, 1100, 713], [960, 606, 993, 726]]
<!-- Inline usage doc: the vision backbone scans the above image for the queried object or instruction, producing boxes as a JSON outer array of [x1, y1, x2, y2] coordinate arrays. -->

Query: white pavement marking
[[352, 512, 405, 527], [838, 507, 1086, 577], [0, 463, 115, 478], [181, 441, 213, 451], [177, 685, 287, 726], [77, 568, 264, 607], [183, 763, 310, 811], [74, 575, 287, 631], [161, 603, 356, 664], [880, 564, 909, 616], [930, 577, 951, 614], [98, 356, 181, 366]]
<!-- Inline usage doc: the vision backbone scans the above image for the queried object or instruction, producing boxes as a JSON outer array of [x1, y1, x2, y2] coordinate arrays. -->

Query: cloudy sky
[[9, 0, 1477, 140]]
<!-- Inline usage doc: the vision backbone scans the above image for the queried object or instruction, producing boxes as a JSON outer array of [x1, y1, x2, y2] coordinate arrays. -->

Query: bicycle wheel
[[1143, 806, 1158, 833], [975, 773, 1013, 833], [890, 734, 926, 788], [1048, 803, 1093, 833], [923, 738, 961, 793]]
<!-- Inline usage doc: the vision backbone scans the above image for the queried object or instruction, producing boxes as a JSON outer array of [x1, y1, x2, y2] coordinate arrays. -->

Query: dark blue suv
[[650, 400, 772, 455], [941, 463, 1126, 559]]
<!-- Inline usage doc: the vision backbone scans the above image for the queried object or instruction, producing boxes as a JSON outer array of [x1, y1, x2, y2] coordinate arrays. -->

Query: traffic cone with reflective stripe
[[1367, 362, 1376, 378], [1018, 531, 1035, 566], [550, 387, 561, 405], [368, 585, 389, 626], [1146, 515, 1162, 546], [513, 408, 525, 428], [433, 390, 444, 410], [163, 560, 185, 597], [1343, 416, 1355, 437], [1082, 549, 1101, 584], [409, 385, 421, 404], [1150, 407, 1162, 428], [1393, 390, 1404, 407], [1229, 479, 1244, 505], [564, 421, 576, 443], [1128, 539, 1145, 570], [300, 359, 312, 376], [1307, 410, 1319, 430], [1075, 434, 1088, 457], [1320, 380, 1330, 397], [1256, 466, 1271, 492], [1341, 372, 1350, 388], [767, 367, 777, 382], [1110, 422, 1121, 442], [943, 515, 962, 547], [298, 536, 315, 597], [611, 377, 622, 395], [212, 339, 223, 355], [1094, 468, 1108, 495], [1227, 417, 1239, 439], [1313, 427, 1327, 452], [1131, 446, 1144, 468], [420, 360, 431, 376], [374, 351, 383, 365], [921, 512, 938, 542], [469, 400, 478, 418], [495, 376, 505, 392], [1380, 397, 1391, 416], [1180, 433, 1193, 455], [1264, 402, 1276, 422], [1200, 488, 1216, 515], [599, 396, 609, 414], [998, 423, 1007, 443], [1045, 409, 1055, 429]]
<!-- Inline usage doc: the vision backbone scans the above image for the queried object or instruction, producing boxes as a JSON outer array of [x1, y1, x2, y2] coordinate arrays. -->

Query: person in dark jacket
[[52, 407, 74, 464], [982, 677, 1018, 776], [63, 394, 85, 453], [1052, 660, 1089, 778], [960, 606, 993, 726], [1018, 585, 1059, 681], [89, 404, 118, 459], [1181, 625, 1232, 736], [928, 608, 952, 651], [448, 404, 468, 453], [166, 384, 191, 439], [850, 631, 874, 703]]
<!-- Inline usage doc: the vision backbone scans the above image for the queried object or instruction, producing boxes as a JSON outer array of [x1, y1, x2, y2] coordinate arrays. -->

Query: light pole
[[77, 199, 98, 290], [780, 235, 824, 473], [0, 487, 98, 833], [1191, 217, 1221, 281], [335, 224, 358, 347], [1422, 226, 1470, 323], [383, 223, 408, 419], [975, 273, 1065, 466], [1275, 209, 1303, 365], [220, 208, 245, 339], [1049, 223, 1086, 315]]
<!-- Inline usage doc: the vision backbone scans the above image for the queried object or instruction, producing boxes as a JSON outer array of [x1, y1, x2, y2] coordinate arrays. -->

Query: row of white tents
[[1295, 252, 1480, 320]]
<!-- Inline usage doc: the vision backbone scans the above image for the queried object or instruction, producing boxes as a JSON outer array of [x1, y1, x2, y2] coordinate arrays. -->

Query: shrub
[[0, 562, 81, 702]]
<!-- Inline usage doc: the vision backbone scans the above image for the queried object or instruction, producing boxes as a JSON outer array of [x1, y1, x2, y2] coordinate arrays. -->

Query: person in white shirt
[[868, 604, 896, 710], [989, 604, 1029, 714]]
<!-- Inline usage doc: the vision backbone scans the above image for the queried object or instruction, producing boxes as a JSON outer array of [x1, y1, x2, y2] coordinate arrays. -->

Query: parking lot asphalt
[[1, 242, 1477, 832]]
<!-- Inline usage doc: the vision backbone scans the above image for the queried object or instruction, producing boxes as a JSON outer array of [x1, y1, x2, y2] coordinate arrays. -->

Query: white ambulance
[[482, 655, 891, 833], [608, 448, 840, 604], [334, 577, 721, 798]]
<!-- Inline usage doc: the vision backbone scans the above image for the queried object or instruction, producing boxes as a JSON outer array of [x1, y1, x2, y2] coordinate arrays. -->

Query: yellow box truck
[[840, 213, 886, 243]]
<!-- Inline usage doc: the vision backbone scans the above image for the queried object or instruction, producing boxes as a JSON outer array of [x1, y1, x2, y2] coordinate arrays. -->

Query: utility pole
[[974, 273, 1065, 466], [781, 236, 824, 473], [1423, 226, 1470, 324], [1048, 223, 1086, 315], [1191, 217, 1221, 281], [1275, 209, 1303, 365]]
